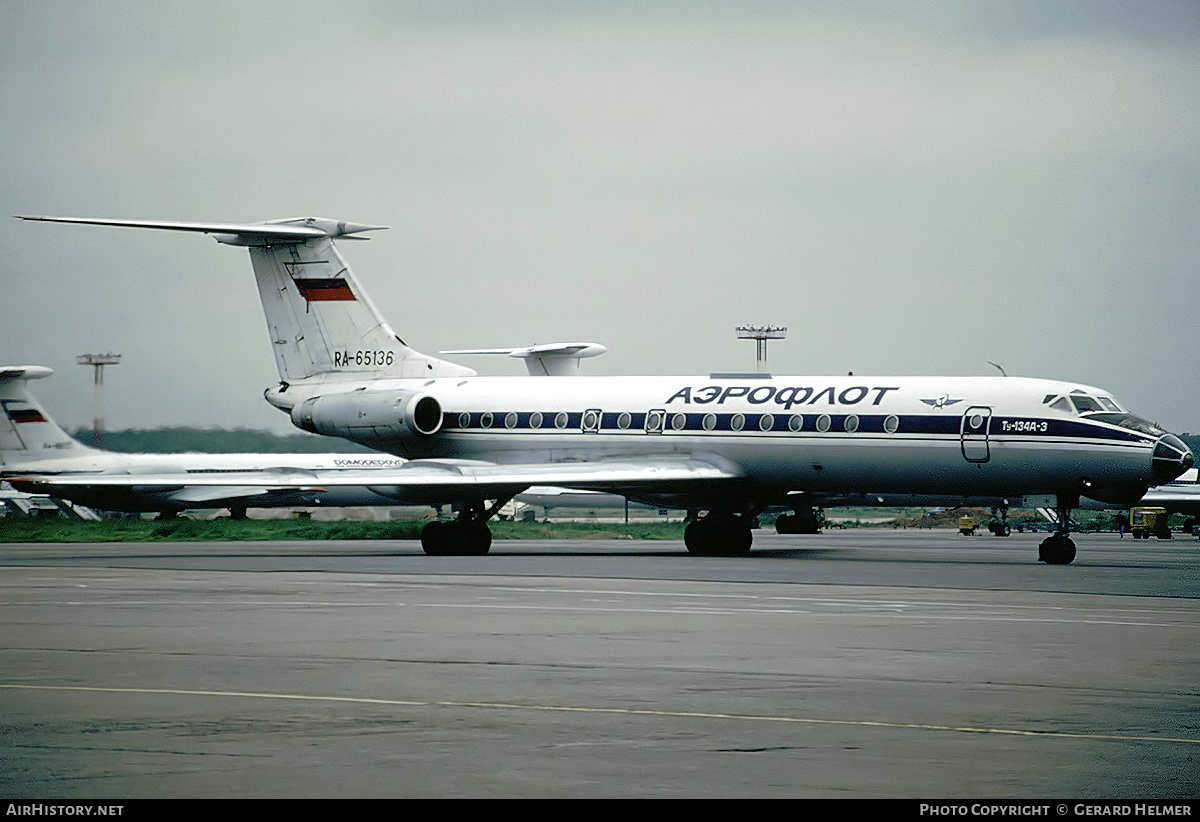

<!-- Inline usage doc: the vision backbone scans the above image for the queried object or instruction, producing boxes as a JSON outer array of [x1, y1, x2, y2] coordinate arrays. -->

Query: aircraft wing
[[9, 457, 742, 505]]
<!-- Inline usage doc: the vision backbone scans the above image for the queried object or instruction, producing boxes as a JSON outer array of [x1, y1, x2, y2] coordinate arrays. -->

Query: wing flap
[[165, 485, 322, 504]]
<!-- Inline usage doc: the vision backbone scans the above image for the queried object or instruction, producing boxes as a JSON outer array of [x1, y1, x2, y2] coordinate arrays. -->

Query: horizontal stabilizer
[[0, 366, 54, 384], [16, 215, 386, 246]]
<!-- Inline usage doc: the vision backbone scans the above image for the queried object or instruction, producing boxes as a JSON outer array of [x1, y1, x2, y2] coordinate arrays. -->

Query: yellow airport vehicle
[[1130, 506, 1171, 539]]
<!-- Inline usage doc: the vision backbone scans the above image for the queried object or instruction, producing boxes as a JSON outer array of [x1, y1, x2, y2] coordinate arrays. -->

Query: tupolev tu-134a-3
[[18, 215, 1193, 562]]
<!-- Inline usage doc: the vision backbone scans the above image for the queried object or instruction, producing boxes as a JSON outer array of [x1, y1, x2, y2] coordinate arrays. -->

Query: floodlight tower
[[77, 353, 120, 447], [735, 325, 787, 373]]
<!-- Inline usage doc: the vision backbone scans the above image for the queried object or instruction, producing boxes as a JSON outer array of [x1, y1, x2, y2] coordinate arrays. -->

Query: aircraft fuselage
[[279, 373, 1188, 508]]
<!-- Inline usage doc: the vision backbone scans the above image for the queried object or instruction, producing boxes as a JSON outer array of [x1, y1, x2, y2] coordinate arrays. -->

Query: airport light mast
[[735, 325, 787, 373], [77, 353, 120, 447]]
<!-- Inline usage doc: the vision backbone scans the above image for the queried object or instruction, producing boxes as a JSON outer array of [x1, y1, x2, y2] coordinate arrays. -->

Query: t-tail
[[0, 366, 95, 468], [16, 216, 477, 392]]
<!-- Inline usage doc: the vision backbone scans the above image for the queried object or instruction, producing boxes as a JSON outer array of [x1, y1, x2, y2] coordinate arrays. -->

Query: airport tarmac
[[1, 529, 1197, 799]]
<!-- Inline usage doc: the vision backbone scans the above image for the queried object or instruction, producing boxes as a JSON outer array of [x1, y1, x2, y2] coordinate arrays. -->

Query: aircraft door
[[961, 407, 992, 463]]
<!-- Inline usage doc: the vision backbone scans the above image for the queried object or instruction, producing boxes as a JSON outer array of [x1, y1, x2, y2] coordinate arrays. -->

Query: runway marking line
[[3, 683, 1196, 746]]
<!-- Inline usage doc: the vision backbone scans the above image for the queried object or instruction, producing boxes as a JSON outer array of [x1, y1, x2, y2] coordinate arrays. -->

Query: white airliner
[[18, 215, 1194, 562], [0, 365, 408, 515], [1136, 469, 1200, 517]]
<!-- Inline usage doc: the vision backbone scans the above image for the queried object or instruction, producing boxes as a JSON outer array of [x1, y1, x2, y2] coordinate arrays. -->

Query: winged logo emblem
[[920, 394, 963, 409]]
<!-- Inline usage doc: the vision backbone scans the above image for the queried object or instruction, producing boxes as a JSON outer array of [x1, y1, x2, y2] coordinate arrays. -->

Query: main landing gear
[[986, 506, 1011, 536], [420, 499, 510, 556], [684, 511, 753, 557], [1037, 496, 1077, 565], [421, 518, 492, 555], [774, 507, 823, 535]]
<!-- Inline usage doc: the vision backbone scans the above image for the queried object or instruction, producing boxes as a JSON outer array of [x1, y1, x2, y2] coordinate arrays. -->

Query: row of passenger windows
[[452, 410, 903, 435]]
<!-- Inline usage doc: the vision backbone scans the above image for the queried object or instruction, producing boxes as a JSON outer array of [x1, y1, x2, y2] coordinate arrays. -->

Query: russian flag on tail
[[5, 406, 46, 424], [294, 278, 356, 302]]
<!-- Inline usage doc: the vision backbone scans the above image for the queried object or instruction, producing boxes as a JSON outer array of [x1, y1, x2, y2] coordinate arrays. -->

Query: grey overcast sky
[[3, 1, 1199, 434]]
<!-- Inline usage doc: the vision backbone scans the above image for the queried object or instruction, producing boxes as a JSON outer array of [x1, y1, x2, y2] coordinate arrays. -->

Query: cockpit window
[[1084, 413, 1166, 437], [1069, 395, 1104, 414], [1048, 392, 1125, 417]]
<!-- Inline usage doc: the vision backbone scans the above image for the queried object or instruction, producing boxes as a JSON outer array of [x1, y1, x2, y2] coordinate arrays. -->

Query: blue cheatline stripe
[[441, 411, 1152, 446]]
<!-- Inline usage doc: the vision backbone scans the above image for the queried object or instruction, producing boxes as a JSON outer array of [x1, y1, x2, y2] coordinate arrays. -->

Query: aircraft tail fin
[[0, 366, 95, 467], [16, 216, 477, 387], [244, 225, 474, 384]]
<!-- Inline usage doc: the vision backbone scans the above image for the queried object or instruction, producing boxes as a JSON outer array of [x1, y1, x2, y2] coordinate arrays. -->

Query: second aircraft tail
[[0, 366, 96, 468]]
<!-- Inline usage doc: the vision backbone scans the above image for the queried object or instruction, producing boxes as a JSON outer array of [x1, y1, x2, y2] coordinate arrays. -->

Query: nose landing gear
[[1038, 496, 1077, 565]]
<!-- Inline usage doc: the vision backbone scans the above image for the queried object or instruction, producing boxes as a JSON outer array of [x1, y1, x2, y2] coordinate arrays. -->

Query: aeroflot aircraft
[[19, 215, 1194, 562]]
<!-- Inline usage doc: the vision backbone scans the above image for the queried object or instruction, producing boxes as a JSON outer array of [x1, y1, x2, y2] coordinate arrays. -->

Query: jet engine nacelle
[[290, 389, 443, 446]]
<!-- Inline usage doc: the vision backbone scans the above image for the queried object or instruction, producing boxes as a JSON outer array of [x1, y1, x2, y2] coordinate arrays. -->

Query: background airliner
[[18, 215, 1193, 562], [1, 365, 407, 515]]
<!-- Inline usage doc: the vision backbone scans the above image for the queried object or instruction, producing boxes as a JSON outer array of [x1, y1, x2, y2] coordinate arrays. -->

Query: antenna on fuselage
[[988, 361, 1007, 377]]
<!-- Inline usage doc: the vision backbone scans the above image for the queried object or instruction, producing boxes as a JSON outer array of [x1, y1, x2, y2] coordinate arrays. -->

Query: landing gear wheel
[[775, 512, 821, 535], [421, 521, 449, 555], [1038, 534, 1077, 565], [685, 514, 753, 557], [462, 521, 492, 555], [421, 520, 492, 556]]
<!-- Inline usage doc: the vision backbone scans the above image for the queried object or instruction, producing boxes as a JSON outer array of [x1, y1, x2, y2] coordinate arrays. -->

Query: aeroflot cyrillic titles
[[664, 384, 900, 407]]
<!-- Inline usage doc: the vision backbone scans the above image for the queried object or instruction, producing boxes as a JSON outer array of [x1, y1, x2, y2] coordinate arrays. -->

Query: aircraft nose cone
[[1152, 434, 1193, 484]]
